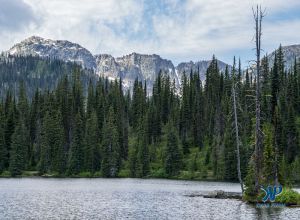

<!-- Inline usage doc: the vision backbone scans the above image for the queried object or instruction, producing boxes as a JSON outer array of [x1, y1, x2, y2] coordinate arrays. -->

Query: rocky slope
[[95, 53, 178, 93]]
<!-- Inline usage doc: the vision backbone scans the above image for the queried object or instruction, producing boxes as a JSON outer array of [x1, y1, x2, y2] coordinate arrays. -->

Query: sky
[[0, 0, 300, 67]]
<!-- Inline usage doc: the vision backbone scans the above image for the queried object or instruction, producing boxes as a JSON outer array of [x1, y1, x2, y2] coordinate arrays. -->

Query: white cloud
[[0, 0, 37, 31], [151, 0, 300, 64], [0, 0, 300, 66]]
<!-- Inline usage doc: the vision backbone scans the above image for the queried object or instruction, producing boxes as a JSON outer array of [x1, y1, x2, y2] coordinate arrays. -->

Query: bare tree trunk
[[274, 143, 279, 186], [274, 111, 279, 186], [232, 84, 244, 193], [253, 5, 264, 193]]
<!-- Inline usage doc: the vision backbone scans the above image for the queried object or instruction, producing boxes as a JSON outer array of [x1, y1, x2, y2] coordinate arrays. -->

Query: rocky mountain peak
[[8, 36, 96, 70], [23, 35, 44, 43]]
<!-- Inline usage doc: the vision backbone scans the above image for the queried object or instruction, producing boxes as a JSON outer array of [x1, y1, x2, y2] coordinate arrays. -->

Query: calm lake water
[[0, 178, 299, 220]]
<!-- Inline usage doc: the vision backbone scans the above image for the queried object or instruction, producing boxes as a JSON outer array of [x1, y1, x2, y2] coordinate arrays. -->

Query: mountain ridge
[[6, 36, 300, 92], [4, 36, 233, 92]]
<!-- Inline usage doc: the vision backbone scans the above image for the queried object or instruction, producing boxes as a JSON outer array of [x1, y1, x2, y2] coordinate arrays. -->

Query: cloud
[[0, 0, 36, 31], [1, 0, 300, 66], [150, 0, 300, 64]]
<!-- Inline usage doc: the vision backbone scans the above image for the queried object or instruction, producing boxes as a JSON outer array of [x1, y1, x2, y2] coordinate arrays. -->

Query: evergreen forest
[[0, 47, 299, 192]]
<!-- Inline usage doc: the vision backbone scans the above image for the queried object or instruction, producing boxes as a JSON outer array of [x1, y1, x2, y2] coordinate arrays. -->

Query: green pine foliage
[[84, 111, 101, 173], [9, 119, 28, 176], [38, 111, 65, 174], [262, 123, 276, 184], [101, 107, 120, 177], [0, 105, 6, 173], [67, 113, 84, 175], [164, 123, 182, 176]]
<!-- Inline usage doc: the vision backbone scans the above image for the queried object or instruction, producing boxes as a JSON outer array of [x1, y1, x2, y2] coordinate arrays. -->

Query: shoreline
[[1, 172, 300, 187], [0, 174, 236, 183]]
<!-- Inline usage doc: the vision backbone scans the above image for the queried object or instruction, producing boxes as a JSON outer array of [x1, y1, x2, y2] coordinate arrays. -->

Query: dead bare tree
[[253, 5, 265, 193], [232, 83, 244, 193]]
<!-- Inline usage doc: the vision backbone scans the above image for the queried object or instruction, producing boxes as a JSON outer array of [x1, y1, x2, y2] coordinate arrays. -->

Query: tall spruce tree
[[4, 92, 16, 169], [84, 111, 101, 173], [0, 105, 6, 173], [9, 119, 28, 176], [101, 107, 120, 177], [38, 111, 65, 174], [164, 123, 182, 176], [262, 123, 276, 184], [136, 117, 150, 177], [67, 113, 84, 175]]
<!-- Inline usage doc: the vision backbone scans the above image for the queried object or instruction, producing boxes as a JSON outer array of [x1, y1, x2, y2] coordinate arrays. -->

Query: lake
[[0, 178, 299, 219]]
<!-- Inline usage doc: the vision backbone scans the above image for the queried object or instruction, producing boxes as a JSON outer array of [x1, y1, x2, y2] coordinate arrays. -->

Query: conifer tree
[[129, 145, 138, 177], [56, 75, 72, 150], [4, 92, 16, 169], [136, 117, 150, 177], [67, 113, 84, 175], [0, 105, 6, 173], [50, 112, 66, 174], [86, 80, 96, 119], [262, 123, 276, 184], [284, 105, 298, 163], [224, 124, 236, 180], [164, 123, 182, 176], [101, 107, 120, 177], [84, 111, 101, 173], [38, 111, 65, 174], [17, 81, 31, 167], [38, 115, 51, 174], [29, 89, 41, 166], [9, 119, 28, 176], [271, 52, 280, 117]]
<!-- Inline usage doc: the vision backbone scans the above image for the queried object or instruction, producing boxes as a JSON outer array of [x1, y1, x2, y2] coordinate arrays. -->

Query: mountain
[[7, 36, 96, 70], [95, 53, 230, 94], [267, 44, 300, 69], [6, 36, 230, 93], [95, 53, 179, 93]]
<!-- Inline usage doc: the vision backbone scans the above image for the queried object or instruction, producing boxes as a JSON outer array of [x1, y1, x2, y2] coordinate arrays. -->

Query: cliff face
[[96, 53, 178, 93]]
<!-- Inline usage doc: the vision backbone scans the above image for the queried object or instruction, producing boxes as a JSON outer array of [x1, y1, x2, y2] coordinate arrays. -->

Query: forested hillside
[[0, 47, 299, 184], [0, 55, 96, 98]]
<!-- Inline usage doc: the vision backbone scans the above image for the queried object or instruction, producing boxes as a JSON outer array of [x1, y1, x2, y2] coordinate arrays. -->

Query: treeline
[[0, 47, 299, 183]]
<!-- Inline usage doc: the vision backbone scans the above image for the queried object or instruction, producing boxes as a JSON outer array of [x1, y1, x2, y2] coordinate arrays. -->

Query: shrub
[[151, 168, 166, 178], [276, 188, 300, 205], [118, 169, 130, 178], [78, 172, 93, 178]]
